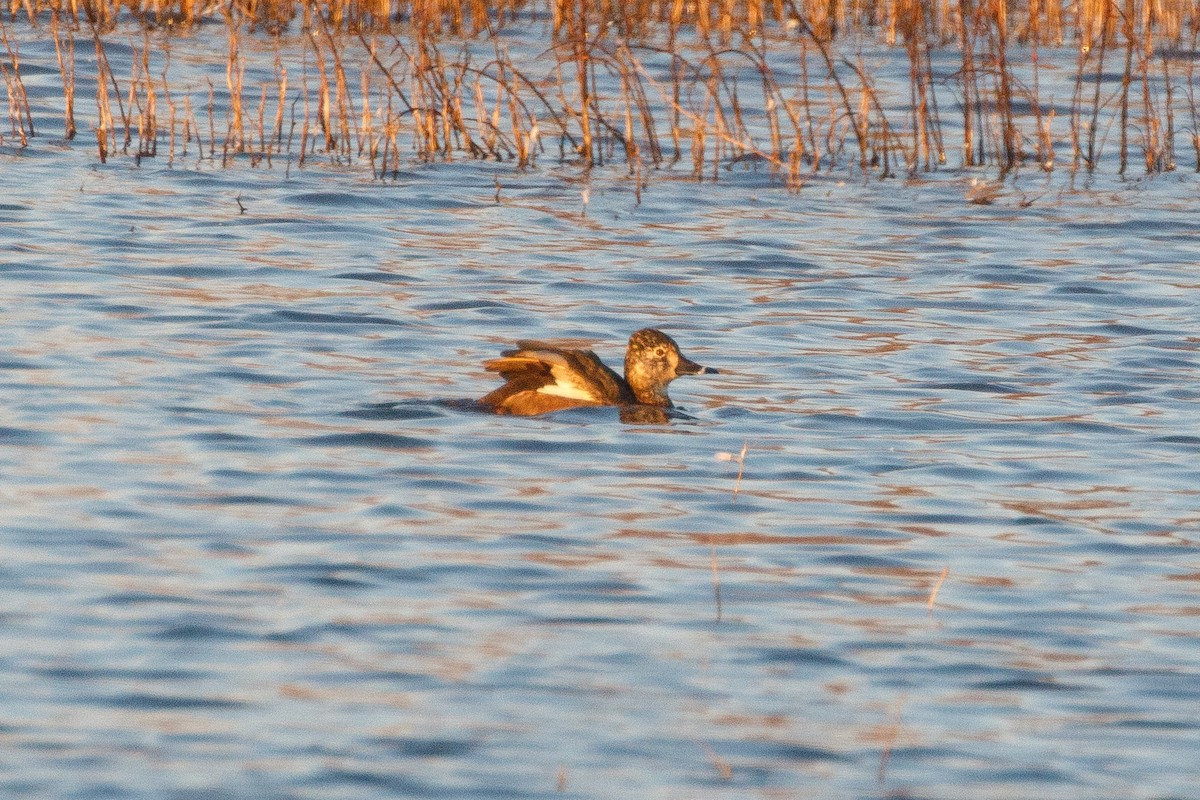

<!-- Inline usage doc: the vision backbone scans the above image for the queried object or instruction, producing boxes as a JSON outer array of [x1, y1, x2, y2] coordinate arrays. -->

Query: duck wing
[[481, 344, 632, 406]]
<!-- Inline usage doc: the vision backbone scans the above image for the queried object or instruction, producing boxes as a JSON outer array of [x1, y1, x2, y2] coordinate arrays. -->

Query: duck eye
[[655, 347, 666, 357]]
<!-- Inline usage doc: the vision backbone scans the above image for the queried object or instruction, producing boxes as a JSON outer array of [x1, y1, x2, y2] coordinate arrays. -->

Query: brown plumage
[[478, 328, 717, 416]]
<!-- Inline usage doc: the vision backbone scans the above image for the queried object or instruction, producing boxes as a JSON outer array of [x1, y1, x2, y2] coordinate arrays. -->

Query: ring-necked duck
[[479, 328, 718, 416]]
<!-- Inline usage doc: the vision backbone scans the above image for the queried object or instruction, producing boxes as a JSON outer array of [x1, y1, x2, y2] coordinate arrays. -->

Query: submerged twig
[[927, 566, 949, 613], [715, 442, 749, 499]]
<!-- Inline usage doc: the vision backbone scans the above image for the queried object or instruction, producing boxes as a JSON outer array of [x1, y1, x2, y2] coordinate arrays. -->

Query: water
[[4, 70, 1200, 800]]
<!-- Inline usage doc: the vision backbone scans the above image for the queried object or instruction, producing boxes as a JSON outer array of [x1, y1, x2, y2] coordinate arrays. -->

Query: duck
[[478, 328, 718, 416]]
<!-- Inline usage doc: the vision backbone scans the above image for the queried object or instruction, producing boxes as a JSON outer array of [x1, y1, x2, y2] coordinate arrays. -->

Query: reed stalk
[[989, 0, 1018, 174], [255, 84, 268, 164], [90, 25, 116, 162], [273, 48, 288, 152], [359, 61, 373, 162], [1187, 20, 1200, 170], [51, 12, 76, 140], [0, 20, 33, 146], [181, 93, 194, 158], [130, 33, 157, 159], [1028, 0, 1052, 169], [1117, 0, 1134, 174], [959, 0, 983, 166], [1158, 48, 1175, 171], [898, 0, 934, 171], [205, 77, 216, 160], [562, 0, 594, 164], [225, 14, 247, 159]]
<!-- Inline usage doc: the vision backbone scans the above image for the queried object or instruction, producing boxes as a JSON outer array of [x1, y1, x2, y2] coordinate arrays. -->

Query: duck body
[[478, 328, 716, 416]]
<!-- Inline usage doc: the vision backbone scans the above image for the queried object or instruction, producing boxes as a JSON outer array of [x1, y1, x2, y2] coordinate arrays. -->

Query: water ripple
[[2, 138, 1199, 800]]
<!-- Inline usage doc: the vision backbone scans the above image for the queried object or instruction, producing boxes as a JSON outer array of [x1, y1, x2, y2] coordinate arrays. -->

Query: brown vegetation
[[1, 0, 1197, 183]]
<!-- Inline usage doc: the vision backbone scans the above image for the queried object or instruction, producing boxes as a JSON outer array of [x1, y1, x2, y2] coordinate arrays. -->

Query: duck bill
[[676, 355, 718, 376]]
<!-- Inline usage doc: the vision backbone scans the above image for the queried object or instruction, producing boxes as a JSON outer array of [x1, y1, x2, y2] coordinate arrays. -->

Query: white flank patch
[[537, 384, 596, 401]]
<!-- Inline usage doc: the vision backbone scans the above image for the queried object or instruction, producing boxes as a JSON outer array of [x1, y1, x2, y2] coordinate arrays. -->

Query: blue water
[[3, 27, 1200, 800]]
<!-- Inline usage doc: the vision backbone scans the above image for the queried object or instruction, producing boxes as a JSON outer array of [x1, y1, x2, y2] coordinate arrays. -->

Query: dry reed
[[51, 12, 77, 140], [2, 0, 1197, 182], [0, 19, 34, 147]]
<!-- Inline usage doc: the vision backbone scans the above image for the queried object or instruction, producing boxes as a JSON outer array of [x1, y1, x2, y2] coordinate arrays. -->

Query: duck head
[[624, 328, 718, 407]]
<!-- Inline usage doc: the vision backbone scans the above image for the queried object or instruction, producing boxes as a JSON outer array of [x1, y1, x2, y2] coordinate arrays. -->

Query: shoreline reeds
[[3, 0, 1198, 185]]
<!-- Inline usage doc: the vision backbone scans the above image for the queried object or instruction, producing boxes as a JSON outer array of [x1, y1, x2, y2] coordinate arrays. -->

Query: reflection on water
[[2, 148, 1200, 798]]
